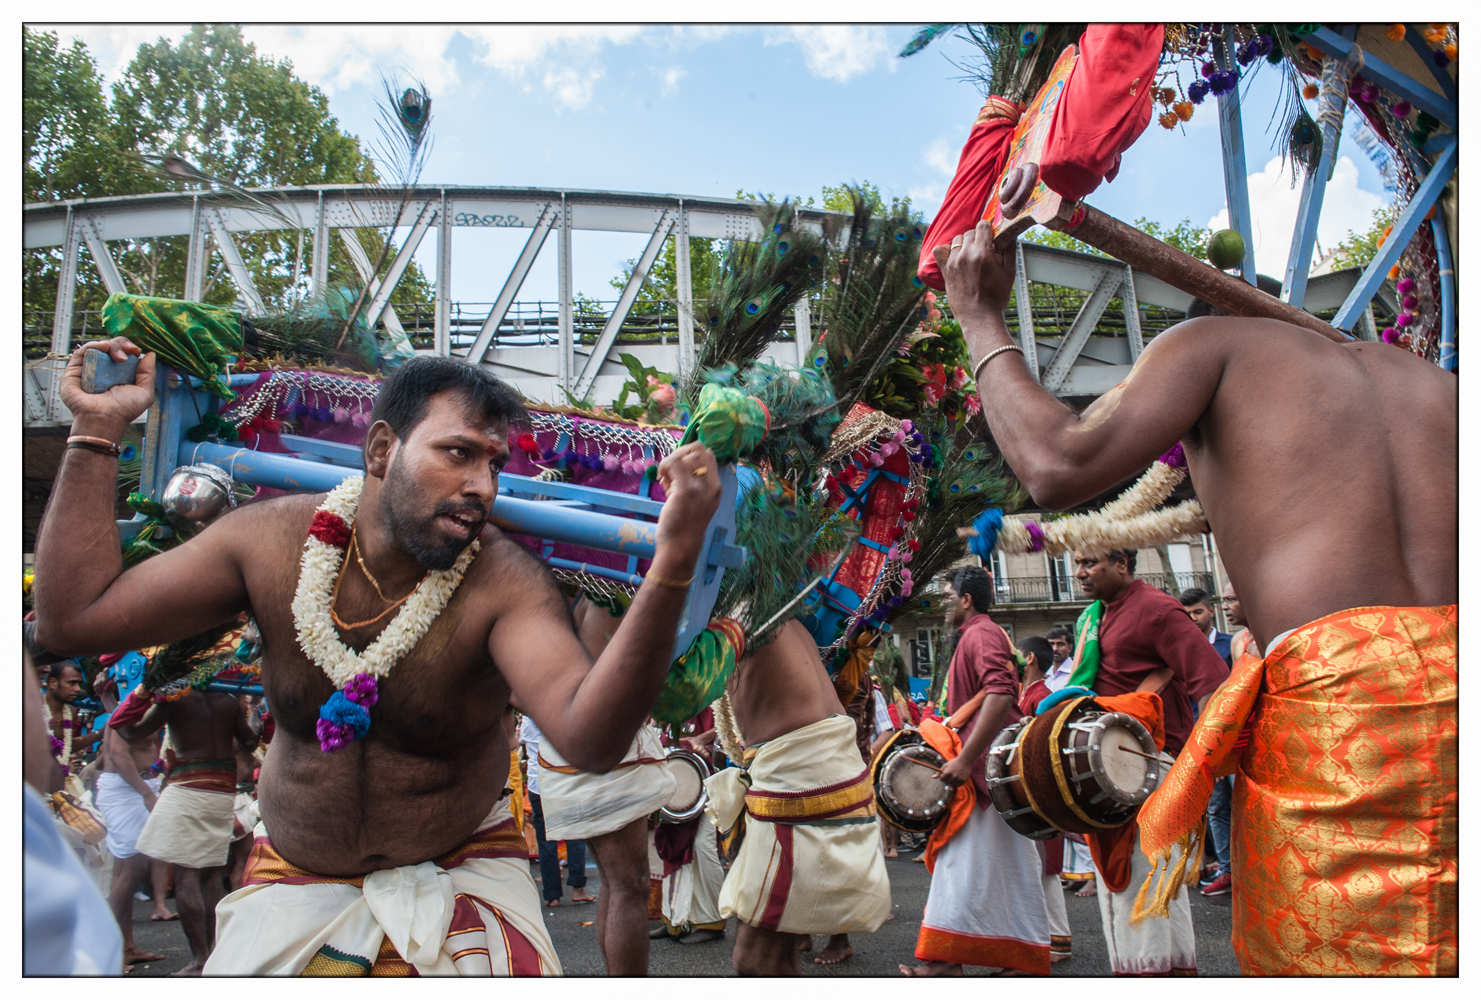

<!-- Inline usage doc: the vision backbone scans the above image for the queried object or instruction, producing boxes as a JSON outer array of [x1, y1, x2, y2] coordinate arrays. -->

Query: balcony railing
[[992, 572, 1216, 606]]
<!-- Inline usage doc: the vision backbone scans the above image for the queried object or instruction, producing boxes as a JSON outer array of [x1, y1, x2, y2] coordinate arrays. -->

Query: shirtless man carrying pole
[[34, 343, 721, 976], [935, 225, 1457, 975]]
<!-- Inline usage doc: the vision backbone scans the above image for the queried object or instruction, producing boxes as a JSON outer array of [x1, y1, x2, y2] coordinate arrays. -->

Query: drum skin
[[871, 729, 951, 833], [986, 697, 1160, 837], [658, 748, 712, 824]]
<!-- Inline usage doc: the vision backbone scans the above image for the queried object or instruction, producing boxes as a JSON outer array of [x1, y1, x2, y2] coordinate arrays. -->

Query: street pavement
[[126, 849, 1238, 976]]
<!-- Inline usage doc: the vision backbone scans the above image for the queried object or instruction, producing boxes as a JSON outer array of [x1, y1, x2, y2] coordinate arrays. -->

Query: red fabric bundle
[[916, 101, 1024, 290], [1039, 24, 1164, 202]]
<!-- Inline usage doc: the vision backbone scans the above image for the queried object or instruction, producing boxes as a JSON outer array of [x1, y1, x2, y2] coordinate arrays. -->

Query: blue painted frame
[[1304, 27, 1457, 129], [1213, 29, 1257, 286]]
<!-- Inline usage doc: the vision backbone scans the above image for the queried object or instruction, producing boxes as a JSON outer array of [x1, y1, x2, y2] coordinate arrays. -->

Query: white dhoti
[[1064, 839, 1096, 880], [915, 805, 1051, 972], [706, 715, 890, 935], [135, 783, 235, 869], [204, 798, 559, 976], [94, 771, 162, 860], [1043, 868, 1072, 958], [536, 723, 675, 841], [1095, 825, 1197, 976], [659, 810, 726, 932], [232, 791, 255, 841]]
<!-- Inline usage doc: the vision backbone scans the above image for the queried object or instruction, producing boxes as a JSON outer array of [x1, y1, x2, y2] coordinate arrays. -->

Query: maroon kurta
[[1094, 579, 1229, 756], [947, 614, 1022, 808]]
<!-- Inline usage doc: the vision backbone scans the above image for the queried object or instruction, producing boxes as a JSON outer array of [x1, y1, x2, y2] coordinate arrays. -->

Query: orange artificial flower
[[1303, 83, 1319, 99], [1173, 101, 1193, 121], [1386, 24, 1406, 42]]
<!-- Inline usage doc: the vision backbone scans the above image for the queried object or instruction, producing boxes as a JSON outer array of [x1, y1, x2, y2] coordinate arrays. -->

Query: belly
[[256, 729, 508, 876]]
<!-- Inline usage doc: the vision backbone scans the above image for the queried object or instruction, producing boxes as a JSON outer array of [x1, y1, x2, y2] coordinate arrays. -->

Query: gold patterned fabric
[[1139, 605, 1457, 976]]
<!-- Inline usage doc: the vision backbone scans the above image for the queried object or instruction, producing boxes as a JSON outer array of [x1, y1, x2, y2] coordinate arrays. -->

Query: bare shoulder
[[205, 491, 322, 548], [465, 524, 565, 611]]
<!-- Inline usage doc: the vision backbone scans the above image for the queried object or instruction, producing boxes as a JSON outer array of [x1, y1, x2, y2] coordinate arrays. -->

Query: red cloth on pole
[[916, 100, 1024, 290], [1039, 24, 1164, 202]]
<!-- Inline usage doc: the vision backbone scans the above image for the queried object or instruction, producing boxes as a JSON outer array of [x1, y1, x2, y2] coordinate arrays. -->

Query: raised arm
[[936, 225, 1231, 509], [33, 337, 251, 656], [493, 441, 721, 772]]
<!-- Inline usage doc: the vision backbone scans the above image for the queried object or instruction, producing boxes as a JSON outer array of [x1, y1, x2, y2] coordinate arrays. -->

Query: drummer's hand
[[938, 754, 975, 790]]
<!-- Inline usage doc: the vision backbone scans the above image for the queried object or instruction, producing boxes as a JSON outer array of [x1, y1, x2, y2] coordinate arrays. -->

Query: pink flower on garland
[[963, 393, 982, 415], [309, 510, 351, 548]]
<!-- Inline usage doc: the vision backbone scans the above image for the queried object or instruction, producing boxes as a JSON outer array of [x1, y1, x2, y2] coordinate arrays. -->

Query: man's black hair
[[1105, 548, 1138, 575], [1179, 587, 1212, 608], [950, 565, 995, 612], [1185, 274, 1285, 319], [1046, 624, 1072, 643], [1018, 635, 1054, 672], [369, 356, 529, 442]]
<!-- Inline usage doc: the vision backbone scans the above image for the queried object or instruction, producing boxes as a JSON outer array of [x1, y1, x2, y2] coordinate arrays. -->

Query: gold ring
[[692, 466, 708, 477]]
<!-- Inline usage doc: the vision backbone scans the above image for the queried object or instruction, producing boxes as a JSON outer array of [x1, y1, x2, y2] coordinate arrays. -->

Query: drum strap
[[536, 753, 668, 775]]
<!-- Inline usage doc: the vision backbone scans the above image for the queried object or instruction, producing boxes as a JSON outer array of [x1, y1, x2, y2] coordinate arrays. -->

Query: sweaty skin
[[936, 225, 1457, 652], [35, 336, 721, 878]]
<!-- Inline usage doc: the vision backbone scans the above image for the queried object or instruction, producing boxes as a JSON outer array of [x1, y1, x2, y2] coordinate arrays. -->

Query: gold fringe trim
[[1129, 815, 1205, 926]]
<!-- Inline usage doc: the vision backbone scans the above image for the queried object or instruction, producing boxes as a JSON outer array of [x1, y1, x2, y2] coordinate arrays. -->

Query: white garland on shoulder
[[292, 475, 480, 688]]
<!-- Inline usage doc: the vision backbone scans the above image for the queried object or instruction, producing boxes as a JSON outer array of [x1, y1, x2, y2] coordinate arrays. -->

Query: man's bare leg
[[227, 834, 252, 891], [734, 924, 805, 976], [900, 960, 963, 976], [585, 816, 651, 976], [170, 864, 225, 975], [150, 860, 177, 920], [881, 820, 898, 859], [815, 933, 853, 965], [108, 851, 165, 967]]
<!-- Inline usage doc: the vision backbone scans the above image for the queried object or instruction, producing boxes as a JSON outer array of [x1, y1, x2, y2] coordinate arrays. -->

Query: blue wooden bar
[[1305, 27, 1456, 129], [1213, 29, 1257, 286]]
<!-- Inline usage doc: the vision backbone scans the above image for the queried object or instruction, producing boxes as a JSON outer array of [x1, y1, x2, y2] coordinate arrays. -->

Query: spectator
[[1043, 625, 1074, 691], [1179, 588, 1232, 667], [1016, 635, 1056, 715]]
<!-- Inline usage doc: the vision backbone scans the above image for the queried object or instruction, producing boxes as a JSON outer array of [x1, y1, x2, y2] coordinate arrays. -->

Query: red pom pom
[[516, 433, 540, 454], [308, 510, 351, 548], [908, 539, 921, 552], [890, 526, 905, 541]]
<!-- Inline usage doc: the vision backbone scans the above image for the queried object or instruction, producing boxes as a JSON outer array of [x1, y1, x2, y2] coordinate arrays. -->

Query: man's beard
[[379, 458, 488, 571]]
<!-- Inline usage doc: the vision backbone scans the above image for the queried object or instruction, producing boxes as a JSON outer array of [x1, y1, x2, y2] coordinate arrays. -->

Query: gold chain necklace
[[331, 529, 427, 631]]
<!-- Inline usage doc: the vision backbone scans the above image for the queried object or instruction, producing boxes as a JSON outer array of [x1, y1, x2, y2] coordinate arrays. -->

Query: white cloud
[[765, 26, 895, 83], [34, 24, 187, 85], [659, 66, 687, 98], [539, 65, 606, 112], [1206, 155, 1384, 276], [924, 137, 956, 176], [246, 25, 463, 95], [462, 25, 644, 75]]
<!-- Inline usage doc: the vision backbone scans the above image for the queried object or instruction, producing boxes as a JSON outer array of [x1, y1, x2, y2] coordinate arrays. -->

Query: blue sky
[[50, 24, 1389, 304]]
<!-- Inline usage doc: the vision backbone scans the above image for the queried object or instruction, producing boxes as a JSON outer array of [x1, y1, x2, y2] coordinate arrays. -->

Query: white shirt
[[871, 689, 894, 736], [517, 715, 542, 795], [1043, 658, 1074, 692]]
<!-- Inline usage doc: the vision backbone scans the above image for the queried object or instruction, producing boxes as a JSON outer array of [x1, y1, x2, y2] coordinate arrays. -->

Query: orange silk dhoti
[[1138, 605, 1457, 976]]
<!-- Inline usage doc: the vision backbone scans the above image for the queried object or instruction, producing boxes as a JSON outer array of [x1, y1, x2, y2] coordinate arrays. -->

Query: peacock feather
[[141, 618, 245, 691], [899, 24, 957, 58]]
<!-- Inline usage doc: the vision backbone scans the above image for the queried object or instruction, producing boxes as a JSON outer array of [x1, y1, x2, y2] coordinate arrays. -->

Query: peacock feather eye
[[913, 226, 924, 240], [777, 240, 790, 255], [964, 449, 976, 460], [1020, 27, 1038, 46], [808, 255, 820, 266], [968, 484, 980, 492], [774, 222, 786, 235], [864, 238, 877, 249], [894, 228, 909, 243], [913, 275, 925, 287], [814, 356, 826, 367], [120, 444, 137, 462], [744, 297, 764, 315], [949, 481, 961, 492]]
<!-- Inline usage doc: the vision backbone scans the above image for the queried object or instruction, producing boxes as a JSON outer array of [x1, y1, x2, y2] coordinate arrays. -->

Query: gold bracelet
[[645, 571, 694, 590], [972, 344, 1024, 384]]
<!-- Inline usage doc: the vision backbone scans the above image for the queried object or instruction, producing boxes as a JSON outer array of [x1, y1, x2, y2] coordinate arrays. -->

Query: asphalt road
[[126, 851, 1238, 977]]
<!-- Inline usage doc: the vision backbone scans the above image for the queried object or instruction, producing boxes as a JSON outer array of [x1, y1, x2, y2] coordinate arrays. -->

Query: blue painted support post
[[1404, 25, 1457, 103], [1282, 56, 1349, 308], [140, 365, 190, 500], [1331, 137, 1457, 331], [1213, 29, 1257, 286], [1305, 27, 1457, 130], [1432, 213, 1456, 371]]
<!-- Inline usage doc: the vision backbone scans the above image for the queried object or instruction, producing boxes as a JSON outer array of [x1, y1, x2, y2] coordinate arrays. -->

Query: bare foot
[[170, 963, 205, 977], [1075, 880, 1098, 898], [124, 948, 166, 964], [883, 848, 898, 858], [900, 961, 962, 976], [796, 936, 813, 952], [678, 928, 725, 944], [571, 888, 596, 904], [546, 898, 561, 907], [814, 935, 853, 965], [150, 909, 179, 921]]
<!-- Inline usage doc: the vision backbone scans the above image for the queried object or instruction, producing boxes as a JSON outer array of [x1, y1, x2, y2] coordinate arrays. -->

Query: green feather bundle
[[142, 618, 245, 691], [689, 201, 826, 389]]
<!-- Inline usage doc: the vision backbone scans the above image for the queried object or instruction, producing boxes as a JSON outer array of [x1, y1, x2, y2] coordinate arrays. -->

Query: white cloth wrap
[[660, 810, 725, 929], [94, 772, 161, 860], [536, 723, 675, 840], [134, 783, 235, 869]]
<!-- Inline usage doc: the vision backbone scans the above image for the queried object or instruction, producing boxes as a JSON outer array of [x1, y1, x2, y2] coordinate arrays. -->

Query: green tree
[[1022, 216, 1210, 261], [24, 25, 432, 330], [23, 28, 125, 204], [1330, 205, 1399, 270]]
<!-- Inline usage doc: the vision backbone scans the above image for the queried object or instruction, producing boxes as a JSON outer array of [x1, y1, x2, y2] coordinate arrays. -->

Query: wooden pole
[[1046, 203, 1348, 344]]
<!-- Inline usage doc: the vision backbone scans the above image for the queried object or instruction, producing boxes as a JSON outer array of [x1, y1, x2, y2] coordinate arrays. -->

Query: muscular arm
[[492, 442, 720, 773], [936, 227, 1229, 508], [33, 338, 251, 656], [115, 698, 171, 746]]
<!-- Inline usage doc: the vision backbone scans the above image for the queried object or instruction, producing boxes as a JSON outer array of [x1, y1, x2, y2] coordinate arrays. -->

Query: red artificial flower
[[309, 510, 351, 548], [963, 393, 982, 415], [902, 510, 917, 522], [908, 539, 921, 552]]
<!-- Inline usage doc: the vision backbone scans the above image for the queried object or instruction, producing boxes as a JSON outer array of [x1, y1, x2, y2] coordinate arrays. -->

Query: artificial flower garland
[[292, 475, 479, 752]]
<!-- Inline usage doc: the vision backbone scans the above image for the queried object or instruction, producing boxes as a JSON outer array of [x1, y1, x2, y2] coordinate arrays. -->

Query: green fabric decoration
[[677, 383, 770, 464], [100, 293, 243, 401], [1066, 599, 1104, 690], [185, 411, 239, 443], [651, 619, 746, 725], [583, 588, 632, 619]]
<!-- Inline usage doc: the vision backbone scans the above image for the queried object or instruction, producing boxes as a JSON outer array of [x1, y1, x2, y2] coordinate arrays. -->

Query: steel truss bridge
[[23, 177, 1393, 431]]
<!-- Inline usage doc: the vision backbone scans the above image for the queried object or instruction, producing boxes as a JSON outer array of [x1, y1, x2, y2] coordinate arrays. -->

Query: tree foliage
[[24, 25, 431, 330], [1330, 205, 1399, 271], [1022, 216, 1211, 261]]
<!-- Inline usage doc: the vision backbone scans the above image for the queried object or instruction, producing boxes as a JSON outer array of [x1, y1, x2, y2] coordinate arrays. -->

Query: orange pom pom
[[1425, 24, 1447, 43], [1388, 265, 1402, 280], [1173, 100, 1193, 122], [1158, 111, 1178, 130], [1444, 43, 1457, 60], [1303, 83, 1319, 99], [1303, 42, 1325, 62], [1425, 205, 1437, 220], [1386, 24, 1406, 42]]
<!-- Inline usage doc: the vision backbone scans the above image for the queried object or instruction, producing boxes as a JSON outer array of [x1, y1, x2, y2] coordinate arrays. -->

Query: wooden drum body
[[985, 696, 1161, 838], [871, 729, 951, 833], [657, 747, 712, 824]]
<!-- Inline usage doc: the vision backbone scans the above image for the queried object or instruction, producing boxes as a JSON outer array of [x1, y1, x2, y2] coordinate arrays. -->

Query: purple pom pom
[[1201, 61, 1215, 78], [1188, 80, 1210, 104], [1158, 441, 1188, 469], [1397, 278, 1416, 295], [1395, 312, 1413, 328], [1381, 328, 1399, 344], [1392, 99, 1412, 118], [1402, 295, 1419, 311]]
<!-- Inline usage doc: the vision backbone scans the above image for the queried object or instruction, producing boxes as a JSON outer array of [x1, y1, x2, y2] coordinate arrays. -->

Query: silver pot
[[161, 463, 237, 527]]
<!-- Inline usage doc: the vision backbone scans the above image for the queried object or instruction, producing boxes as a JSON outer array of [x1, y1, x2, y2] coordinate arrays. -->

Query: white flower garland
[[55, 705, 74, 765], [291, 475, 480, 688]]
